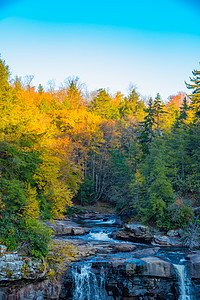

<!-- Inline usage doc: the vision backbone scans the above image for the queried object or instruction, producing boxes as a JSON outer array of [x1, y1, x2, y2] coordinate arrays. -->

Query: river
[[56, 214, 194, 300]]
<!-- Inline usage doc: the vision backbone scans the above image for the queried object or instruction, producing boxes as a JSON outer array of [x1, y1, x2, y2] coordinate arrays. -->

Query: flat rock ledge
[[115, 223, 183, 246], [0, 248, 47, 281], [46, 220, 89, 236]]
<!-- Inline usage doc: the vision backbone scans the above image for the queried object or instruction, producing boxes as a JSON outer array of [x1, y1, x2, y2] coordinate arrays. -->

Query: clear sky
[[0, 0, 200, 99]]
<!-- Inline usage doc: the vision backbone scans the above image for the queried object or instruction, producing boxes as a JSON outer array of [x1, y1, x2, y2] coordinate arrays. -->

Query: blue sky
[[0, 0, 200, 99]]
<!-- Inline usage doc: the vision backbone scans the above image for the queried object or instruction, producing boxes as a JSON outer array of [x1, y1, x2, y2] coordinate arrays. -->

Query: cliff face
[[0, 254, 197, 300], [0, 245, 47, 281], [60, 256, 179, 300], [0, 247, 179, 299], [0, 245, 55, 300], [0, 280, 61, 300]]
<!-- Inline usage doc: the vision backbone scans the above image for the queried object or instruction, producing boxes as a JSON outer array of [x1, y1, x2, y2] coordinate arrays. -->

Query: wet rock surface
[[60, 255, 177, 299], [0, 214, 199, 299]]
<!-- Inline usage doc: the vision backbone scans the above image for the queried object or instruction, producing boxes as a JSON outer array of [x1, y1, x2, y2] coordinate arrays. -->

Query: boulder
[[53, 238, 114, 257], [112, 243, 137, 252], [115, 223, 184, 247], [152, 235, 183, 246], [72, 227, 86, 235], [46, 220, 89, 236], [115, 223, 155, 243]]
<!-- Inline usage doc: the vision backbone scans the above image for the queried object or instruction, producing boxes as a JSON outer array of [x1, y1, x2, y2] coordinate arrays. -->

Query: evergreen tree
[[139, 98, 155, 156], [153, 93, 165, 132], [139, 138, 175, 228], [185, 68, 200, 119], [179, 97, 189, 123]]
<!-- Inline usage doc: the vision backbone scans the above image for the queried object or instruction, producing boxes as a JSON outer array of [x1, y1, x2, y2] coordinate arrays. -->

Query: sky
[[0, 0, 200, 100]]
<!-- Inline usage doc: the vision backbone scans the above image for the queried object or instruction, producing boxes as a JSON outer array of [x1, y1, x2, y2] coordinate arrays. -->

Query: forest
[[0, 56, 200, 257]]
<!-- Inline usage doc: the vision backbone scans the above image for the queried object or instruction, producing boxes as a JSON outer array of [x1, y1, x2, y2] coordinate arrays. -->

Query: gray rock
[[112, 243, 137, 252], [187, 251, 200, 279], [152, 235, 183, 246], [61, 255, 177, 299], [115, 224, 154, 243], [46, 220, 88, 236], [0, 279, 61, 300], [131, 247, 160, 258], [0, 253, 47, 281], [167, 229, 179, 237], [141, 256, 174, 277], [72, 227, 86, 235], [125, 223, 150, 233]]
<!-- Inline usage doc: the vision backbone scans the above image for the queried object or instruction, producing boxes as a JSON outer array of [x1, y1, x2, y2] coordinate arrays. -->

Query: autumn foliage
[[1, 55, 200, 256]]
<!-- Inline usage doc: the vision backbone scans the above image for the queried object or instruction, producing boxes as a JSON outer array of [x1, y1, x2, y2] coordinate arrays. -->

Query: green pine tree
[[185, 68, 200, 120]]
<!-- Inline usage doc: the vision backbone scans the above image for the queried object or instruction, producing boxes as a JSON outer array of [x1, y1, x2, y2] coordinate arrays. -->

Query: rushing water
[[72, 263, 107, 300], [88, 230, 114, 241], [63, 216, 194, 299], [173, 264, 192, 300]]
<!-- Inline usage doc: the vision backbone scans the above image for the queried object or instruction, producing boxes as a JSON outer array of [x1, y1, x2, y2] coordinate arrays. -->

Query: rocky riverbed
[[0, 212, 199, 299]]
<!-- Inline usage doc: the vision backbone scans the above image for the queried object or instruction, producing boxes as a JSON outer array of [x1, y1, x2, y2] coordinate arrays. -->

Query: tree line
[[0, 55, 200, 256]]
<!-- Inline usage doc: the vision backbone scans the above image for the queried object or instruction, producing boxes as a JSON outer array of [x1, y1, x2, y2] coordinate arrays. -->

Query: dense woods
[[1, 56, 200, 257]]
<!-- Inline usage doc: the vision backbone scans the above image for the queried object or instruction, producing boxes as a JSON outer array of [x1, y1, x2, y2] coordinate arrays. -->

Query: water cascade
[[72, 263, 107, 300], [173, 264, 192, 300], [88, 231, 113, 241]]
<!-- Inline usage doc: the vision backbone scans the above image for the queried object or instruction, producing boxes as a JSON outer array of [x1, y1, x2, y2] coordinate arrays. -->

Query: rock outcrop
[[0, 279, 61, 300], [0, 251, 47, 281], [60, 255, 178, 299], [114, 223, 157, 243], [152, 235, 183, 246], [1, 216, 198, 299], [0, 246, 52, 299], [115, 222, 183, 246], [187, 251, 200, 279], [46, 220, 90, 236]]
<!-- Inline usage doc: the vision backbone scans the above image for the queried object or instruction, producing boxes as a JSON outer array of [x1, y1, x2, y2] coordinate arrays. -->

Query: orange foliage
[[166, 92, 189, 109]]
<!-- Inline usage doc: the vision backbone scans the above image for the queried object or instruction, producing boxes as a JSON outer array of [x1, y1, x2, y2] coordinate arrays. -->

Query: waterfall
[[72, 263, 107, 300], [173, 264, 192, 300]]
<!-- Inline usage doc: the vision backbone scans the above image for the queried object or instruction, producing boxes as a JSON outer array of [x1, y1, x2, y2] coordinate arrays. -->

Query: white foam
[[88, 231, 113, 241]]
